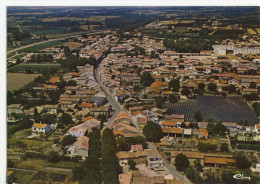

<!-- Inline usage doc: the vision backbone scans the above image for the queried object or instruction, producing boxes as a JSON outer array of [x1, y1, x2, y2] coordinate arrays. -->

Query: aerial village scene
[[5, 6, 260, 184]]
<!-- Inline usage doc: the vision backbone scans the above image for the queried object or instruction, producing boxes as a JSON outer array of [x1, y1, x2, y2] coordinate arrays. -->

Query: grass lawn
[[7, 73, 42, 91], [10, 169, 38, 184], [62, 42, 83, 49], [18, 40, 65, 53], [12, 128, 32, 138]]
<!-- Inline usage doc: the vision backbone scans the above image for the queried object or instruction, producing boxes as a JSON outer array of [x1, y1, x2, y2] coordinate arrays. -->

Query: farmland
[[9, 63, 60, 74], [7, 73, 42, 91], [247, 28, 257, 35], [169, 96, 259, 125], [61, 42, 83, 49], [18, 40, 65, 53]]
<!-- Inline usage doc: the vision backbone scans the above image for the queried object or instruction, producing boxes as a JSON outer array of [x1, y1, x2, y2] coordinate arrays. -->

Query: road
[[147, 143, 191, 184], [7, 30, 110, 54], [95, 64, 123, 129], [95, 58, 190, 184]]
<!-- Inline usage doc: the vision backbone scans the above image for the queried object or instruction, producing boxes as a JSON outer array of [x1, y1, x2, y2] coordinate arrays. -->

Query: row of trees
[[30, 54, 54, 63], [72, 128, 122, 184]]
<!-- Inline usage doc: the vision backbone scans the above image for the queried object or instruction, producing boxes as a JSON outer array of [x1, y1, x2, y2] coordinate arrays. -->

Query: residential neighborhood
[[6, 6, 260, 184]]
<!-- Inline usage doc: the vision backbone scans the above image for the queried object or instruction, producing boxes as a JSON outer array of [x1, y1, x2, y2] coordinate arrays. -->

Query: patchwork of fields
[[169, 96, 259, 125], [7, 73, 42, 91]]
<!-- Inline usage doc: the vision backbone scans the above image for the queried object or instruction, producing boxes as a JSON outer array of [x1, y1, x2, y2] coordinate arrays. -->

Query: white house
[[254, 124, 260, 134], [32, 123, 51, 134], [67, 136, 89, 160]]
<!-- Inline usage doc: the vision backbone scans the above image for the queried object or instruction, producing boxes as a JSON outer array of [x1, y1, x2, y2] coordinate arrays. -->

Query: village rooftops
[[49, 77, 60, 84], [115, 111, 132, 120], [116, 150, 148, 159], [204, 157, 235, 165], [161, 127, 184, 134], [32, 123, 48, 129]]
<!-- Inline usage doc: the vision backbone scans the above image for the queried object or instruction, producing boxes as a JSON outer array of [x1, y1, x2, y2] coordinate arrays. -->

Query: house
[[147, 150, 164, 170], [67, 136, 89, 160], [32, 123, 51, 135], [89, 107, 109, 118], [161, 127, 184, 137], [87, 96, 108, 107], [113, 122, 139, 137], [183, 128, 192, 137], [68, 122, 92, 137], [49, 77, 60, 84], [133, 111, 147, 128], [115, 111, 133, 124], [148, 81, 163, 96], [42, 104, 59, 114], [116, 151, 148, 167], [119, 172, 133, 184], [7, 104, 23, 114], [204, 157, 236, 168], [165, 114, 184, 122], [133, 176, 165, 184], [171, 151, 205, 166], [125, 98, 139, 106], [198, 122, 208, 129], [198, 129, 208, 139], [82, 116, 101, 129], [131, 144, 144, 152], [255, 124, 260, 134], [79, 102, 94, 109], [222, 122, 242, 132], [7, 170, 15, 184], [116, 92, 127, 101]]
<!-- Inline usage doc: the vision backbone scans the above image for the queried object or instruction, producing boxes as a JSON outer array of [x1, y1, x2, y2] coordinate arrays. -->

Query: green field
[[9, 63, 60, 74], [7, 73, 42, 91], [18, 41, 65, 53]]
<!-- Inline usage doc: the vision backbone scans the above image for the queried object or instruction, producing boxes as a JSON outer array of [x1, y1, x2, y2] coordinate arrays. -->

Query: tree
[[67, 80, 77, 86], [175, 154, 189, 172], [143, 122, 163, 142], [222, 170, 238, 184], [235, 154, 251, 169], [194, 159, 203, 172], [249, 82, 256, 89], [83, 155, 102, 184], [208, 82, 217, 92], [61, 135, 77, 146], [198, 83, 205, 91], [194, 110, 203, 122], [169, 78, 180, 92], [40, 113, 57, 124], [128, 160, 137, 170], [88, 128, 102, 157], [228, 84, 236, 93], [47, 151, 59, 162], [59, 113, 73, 125], [181, 87, 191, 97], [101, 128, 121, 184], [140, 72, 154, 87], [220, 143, 229, 152], [72, 164, 86, 180], [185, 167, 196, 182], [156, 98, 164, 108], [169, 94, 177, 103], [214, 123, 226, 134], [181, 122, 187, 128], [117, 137, 131, 151], [207, 122, 215, 135]]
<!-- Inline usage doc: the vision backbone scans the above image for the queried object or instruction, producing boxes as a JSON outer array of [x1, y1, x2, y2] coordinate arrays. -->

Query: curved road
[[95, 58, 190, 184], [95, 64, 123, 129], [7, 30, 111, 54]]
